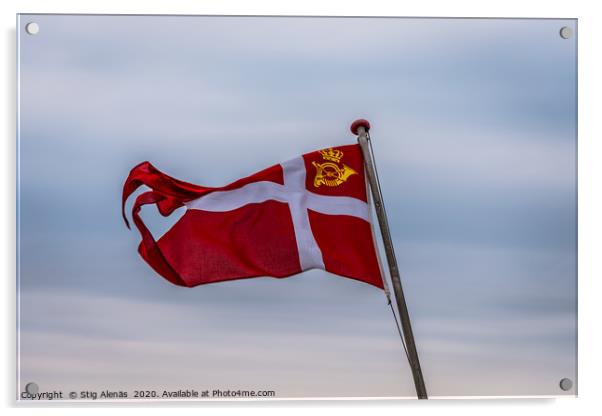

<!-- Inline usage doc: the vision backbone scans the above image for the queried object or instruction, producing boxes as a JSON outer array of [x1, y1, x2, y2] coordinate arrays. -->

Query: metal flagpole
[[351, 119, 428, 400]]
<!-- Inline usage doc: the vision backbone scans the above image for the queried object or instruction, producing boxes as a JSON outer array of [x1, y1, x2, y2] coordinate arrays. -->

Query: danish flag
[[122, 144, 384, 289]]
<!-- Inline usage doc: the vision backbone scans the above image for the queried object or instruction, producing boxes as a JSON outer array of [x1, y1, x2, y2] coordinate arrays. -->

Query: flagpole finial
[[350, 119, 371, 135]]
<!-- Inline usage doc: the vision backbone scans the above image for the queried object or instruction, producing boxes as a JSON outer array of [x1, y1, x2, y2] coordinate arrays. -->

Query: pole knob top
[[350, 119, 371, 135]]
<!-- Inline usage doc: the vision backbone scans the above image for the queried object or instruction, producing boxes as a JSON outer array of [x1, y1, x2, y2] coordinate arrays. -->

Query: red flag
[[122, 144, 383, 289]]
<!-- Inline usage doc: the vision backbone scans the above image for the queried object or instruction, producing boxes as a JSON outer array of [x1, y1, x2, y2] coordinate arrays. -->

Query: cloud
[[19, 289, 415, 397], [19, 287, 575, 397]]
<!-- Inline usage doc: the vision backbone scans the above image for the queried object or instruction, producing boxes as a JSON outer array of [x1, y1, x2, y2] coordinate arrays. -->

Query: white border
[[4, 1, 600, 415]]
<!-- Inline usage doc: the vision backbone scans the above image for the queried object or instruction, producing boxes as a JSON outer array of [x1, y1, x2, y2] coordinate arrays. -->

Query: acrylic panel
[[17, 15, 577, 400]]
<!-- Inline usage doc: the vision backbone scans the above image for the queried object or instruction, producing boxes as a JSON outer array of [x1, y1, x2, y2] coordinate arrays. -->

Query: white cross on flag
[[122, 144, 384, 289]]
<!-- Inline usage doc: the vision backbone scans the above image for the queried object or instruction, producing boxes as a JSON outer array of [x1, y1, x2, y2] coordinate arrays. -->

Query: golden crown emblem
[[319, 148, 343, 163], [312, 147, 357, 187]]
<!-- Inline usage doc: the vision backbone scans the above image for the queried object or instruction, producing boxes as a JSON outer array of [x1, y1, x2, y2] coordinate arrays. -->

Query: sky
[[17, 15, 577, 399]]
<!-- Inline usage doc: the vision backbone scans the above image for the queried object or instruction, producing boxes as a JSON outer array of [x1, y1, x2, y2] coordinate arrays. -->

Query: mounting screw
[[559, 26, 572, 39], [25, 382, 39, 395], [25, 22, 39, 35], [559, 378, 573, 391]]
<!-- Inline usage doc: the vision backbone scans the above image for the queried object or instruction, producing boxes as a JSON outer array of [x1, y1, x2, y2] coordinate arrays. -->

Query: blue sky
[[18, 15, 576, 398]]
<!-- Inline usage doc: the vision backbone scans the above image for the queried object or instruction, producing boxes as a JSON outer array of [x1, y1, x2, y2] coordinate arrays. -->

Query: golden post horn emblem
[[312, 148, 357, 187]]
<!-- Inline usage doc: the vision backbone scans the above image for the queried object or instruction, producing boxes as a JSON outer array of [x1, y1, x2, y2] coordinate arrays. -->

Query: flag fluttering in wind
[[122, 119, 428, 399], [122, 144, 383, 289]]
